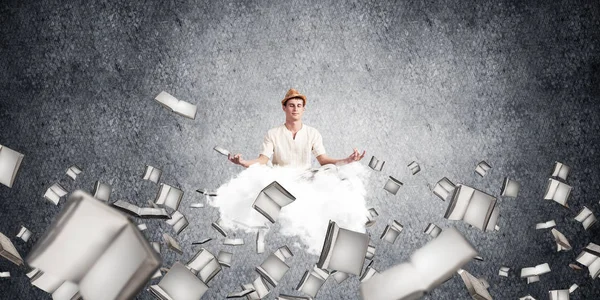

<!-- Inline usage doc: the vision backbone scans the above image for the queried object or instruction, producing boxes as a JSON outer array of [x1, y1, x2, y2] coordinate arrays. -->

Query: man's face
[[283, 98, 305, 121]]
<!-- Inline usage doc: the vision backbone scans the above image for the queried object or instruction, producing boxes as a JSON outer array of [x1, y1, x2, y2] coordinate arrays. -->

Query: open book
[[185, 248, 221, 283], [475, 161, 492, 177], [44, 183, 68, 205], [149, 262, 208, 300], [424, 223, 442, 238], [296, 265, 330, 298], [548, 289, 570, 300], [551, 161, 570, 181], [535, 220, 556, 230], [383, 176, 403, 195], [444, 184, 498, 231], [550, 229, 572, 251], [359, 227, 478, 300], [380, 220, 403, 244], [154, 91, 197, 119], [498, 266, 510, 277], [520, 263, 551, 281], [0, 232, 23, 265], [165, 211, 189, 235], [92, 181, 111, 202], [65, 165, 82, 181], [252, 181, 296, 223], [213, 146, 230, 156], [457, 269, 492, 300], [0, 144, 24, 188], [407, 161, 421, 175], [154, 183, 184, 211], [256, 252, 290, 287], [433, 177, 455, 201], [111, 200, 170, 219], [217, 251, 233, 267], [574, 206, 596, 230], [143, 165, 162, 183], [162, 233, 183, 255], [544, 178, 572, 207], [575, 242, 600, 279], [317, 220, 369, 275], [500, 177, 520, 197], [368, 156, 385, 171], [26, 190, 161, 300], [17, 225, 32, 242]]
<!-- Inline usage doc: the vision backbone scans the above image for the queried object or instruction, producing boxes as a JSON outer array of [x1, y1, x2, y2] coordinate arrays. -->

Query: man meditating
[[228, 88, 366, 169]]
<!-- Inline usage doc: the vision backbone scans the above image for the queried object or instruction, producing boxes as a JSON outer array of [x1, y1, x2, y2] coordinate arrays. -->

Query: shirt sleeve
[[259, 131, 274, 158], [311, 129, 326, 157]]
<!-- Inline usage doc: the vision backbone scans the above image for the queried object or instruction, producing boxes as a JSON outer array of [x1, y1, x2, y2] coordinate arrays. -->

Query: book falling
[[433, 177, 455, 201], [252, 181, 296, 224], [368, 156, 385, 171], [475, 161, 492, 177], [317, 220, 369, 275], [0, 144, 24, 188], [383, 176, 403, 195], [142, 165, 162, 183], [154, 91, 197, 119]]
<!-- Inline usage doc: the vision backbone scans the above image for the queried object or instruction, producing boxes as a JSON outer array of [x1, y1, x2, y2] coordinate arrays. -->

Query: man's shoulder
[[266, 124, 286, 134], [302, 124, 321, 135]]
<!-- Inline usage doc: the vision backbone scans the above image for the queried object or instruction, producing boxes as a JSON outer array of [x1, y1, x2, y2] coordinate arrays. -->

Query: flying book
[[196, 188, 217, 197], [359, 227, 478, 300], [165, 211, 189, 235], [111, 200, 170, 219], [274, 245, 293, 261], [520, 295, 536, 300], [192, 238, 212, 245], [223, 238, 244, 246], [569, 283, 578, 293], [365, 244, 376, 260], [185, 248, 221, 283], [575, 242, 600, 279], [149, 262, 208, 300], [332, 270, 350, 283], [359, 264, 378, 283], [544, 178, 572, 207], [64, 165, 83, 181], [143, 165, 162, 183], [154, 183, 184, 211], [475, 161, 492, 177], [457, 269, 492, 300], [277, 294, 312, 300], [0, 144, 24, 188], [535, 220, 556, 230], [211, 218, 228, 237], [444, 184, 498, 231], [256, 252, 290, 287], [162, 233, 183, 255], [433, 177, 455, 201], [499, 266, 510, 277], [17, 225, 32, 242], [226, 287, 255, 299], [365, 208, 379, 227], [190, 203, 204, 208], [92, 181, 111, 202], [368, 156, 385, 171], [407, 161, 421, 175], [551, 229, 572, 251], [296, 265, 330, 298], [574, 206, 597, 230], [551, 161, 570, 181], [383, 176, 403, 195], [0, 232, 23, 265], [424, 223, 442, 238], [218, 251, 233, 267], [317, 220, 369, 275], [520, 263, 551, 279], [213, 146, 230, 156], [26, 190, 161, 300], [44, 183, 68, 205], [380, 220, 403, 244], [154, 91, 197, 119], [0, 272, 9, 277], [500, 177, 520, 197], [256, 230, 266, 254], [252, 181, 296, 224], [548, 289, 570, 300]]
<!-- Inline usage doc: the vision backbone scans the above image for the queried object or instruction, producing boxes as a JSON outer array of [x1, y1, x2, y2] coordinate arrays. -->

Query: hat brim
[[281, 94, 307, 105]]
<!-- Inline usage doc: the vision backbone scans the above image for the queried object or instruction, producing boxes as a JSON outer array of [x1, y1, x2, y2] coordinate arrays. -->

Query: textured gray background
[[1, 0, 599, 299]]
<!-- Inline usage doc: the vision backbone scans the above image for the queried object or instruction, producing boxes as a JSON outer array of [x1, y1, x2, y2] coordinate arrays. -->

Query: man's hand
[[228, 153, 246, 166], [345, 148, 366, 163]]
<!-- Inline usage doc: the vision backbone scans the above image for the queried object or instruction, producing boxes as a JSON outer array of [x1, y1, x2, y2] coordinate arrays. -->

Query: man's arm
[[229, 154, 269, 168], [316, 148, 366, 166]]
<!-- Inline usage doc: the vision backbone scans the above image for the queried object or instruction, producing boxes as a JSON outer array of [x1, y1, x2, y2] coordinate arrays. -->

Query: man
[[229, 88, 366, 168]]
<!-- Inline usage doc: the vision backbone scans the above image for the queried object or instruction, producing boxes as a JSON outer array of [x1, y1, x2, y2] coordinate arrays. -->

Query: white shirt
[[260, 124, 326, 168]]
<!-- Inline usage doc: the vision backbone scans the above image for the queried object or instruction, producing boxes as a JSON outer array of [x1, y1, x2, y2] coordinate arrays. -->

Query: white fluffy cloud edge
[[207, 162, 372, 255]]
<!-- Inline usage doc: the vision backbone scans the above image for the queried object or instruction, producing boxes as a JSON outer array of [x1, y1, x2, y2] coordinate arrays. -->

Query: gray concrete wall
[[0, 0, 599, 299]]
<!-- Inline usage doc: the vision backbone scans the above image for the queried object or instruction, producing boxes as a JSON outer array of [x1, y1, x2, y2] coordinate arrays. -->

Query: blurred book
[[535, 220, 556, 230], [500, 177, 520, 197], [143, 165, 162, 183], [574, 206, 596, 230], [192, 238, 212, 245], [213, 146, 230, 156], [244, 276, 271, 299], [332, 270, 350, 283], [0, 232, 23, 265], [218, 251, 233, 267], [475, 161, 491, 177], [165, 211, 189, 235], [277, 294, 311, 300], [520, 263, 551, 280], [0, 272, 9, 277], [551, 229, 572, 251], [317, 220, 369, 275], [17, 225, 32, 242], [0, 144, 24, 188], [569, 283, 578, 293], [162, 233, 183, 255], [498, 266, 509, 277], [211, 218, 228, 237], [112, 200, 170, 219], [365, 244, 376, 260], [44, 183, 68, 205], [296, 265, 330, 298], [26, 190, 161, 300], [433, 177, 455, 201], [544, 178, 572, 207], [380, 220, 403, 244], [408, 161, 421, 175], [548, 289, 569, 300], [359, 263, 378, 283], [424, 223, 442, 238], [444, 184, 498, 231], [196, 188, 217, 197], [359, 227, 478, 300], [149, 262, 208, 300], [226, 287, 255, 298], [64, 165, 82, 181], [92, 181, 111, 202], [274, 245, 293, 262], [383, 176, 403, 195], [190, 203, 204, 208], [575, 242, 600, 279], [155, 183, 184, 211], [154, 91, 197, 120], [186, 248, 221, 283], [551, 161, 570, 181], [368, 156, 385, 171], [252, 181, 296, 224], [365, 208, 379, 227], [224, 238, 244, 246], [457, 269, 492, 300], [520, 295, 536, 300], [256, 230, 266, 254], [256, 252, 290, 287]]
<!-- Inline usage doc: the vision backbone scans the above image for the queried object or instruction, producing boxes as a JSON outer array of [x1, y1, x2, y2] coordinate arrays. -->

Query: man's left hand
[[346, 148, 366, 163]]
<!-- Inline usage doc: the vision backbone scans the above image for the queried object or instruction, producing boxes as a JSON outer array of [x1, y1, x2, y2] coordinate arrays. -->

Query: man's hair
[[283, 97, 306, 107]]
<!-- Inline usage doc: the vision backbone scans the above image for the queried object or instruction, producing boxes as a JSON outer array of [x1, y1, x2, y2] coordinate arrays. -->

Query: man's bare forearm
[[240, 155, 269, 168]]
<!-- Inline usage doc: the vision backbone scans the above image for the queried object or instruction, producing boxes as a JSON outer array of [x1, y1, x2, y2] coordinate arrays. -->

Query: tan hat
[[281, 88, 306, 105]]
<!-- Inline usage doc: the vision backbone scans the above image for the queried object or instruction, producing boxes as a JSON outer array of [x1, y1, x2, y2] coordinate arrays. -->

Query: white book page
[[155, 91, 179, 109], [173, 100, 197, 119], [0, 145, 23, 188], [51, 281, 79, 300], [31, 271, 64, 293]]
